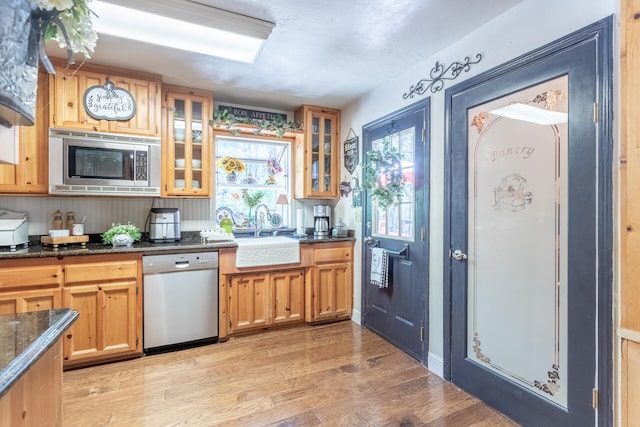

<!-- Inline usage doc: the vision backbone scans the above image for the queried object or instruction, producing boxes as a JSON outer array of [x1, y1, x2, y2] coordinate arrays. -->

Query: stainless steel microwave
[[48, 128, 161, 196]]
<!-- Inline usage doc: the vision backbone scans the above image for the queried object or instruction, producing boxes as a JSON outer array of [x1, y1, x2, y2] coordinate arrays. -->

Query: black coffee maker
[[313, 205, 331, 238]]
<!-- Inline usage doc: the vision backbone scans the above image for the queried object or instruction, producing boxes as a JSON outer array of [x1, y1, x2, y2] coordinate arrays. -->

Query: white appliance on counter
[[0, 209, 29, 251], [143, 252, 218, 353]]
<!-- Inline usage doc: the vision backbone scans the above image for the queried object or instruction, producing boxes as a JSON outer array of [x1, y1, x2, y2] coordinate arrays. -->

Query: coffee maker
[[313, 205, 331, 238]]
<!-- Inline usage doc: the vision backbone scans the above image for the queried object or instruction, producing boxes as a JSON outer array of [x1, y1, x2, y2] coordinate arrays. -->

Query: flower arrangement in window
[[362, 138, 407, 208], [217, 156, 246, 175], [265, 156, 283, 184], [31, 0, 98, 73]]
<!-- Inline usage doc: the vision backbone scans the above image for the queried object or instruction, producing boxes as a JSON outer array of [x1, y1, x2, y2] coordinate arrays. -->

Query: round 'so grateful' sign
[[83, 80, 136, 121]]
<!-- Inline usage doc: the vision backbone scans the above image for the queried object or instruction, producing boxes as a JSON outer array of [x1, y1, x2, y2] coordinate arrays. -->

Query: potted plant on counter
[[101, 223, 141, 247]]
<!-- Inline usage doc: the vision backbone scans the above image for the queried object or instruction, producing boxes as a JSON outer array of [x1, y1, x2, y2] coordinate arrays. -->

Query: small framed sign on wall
[[343, 128, 359, 175], [84, 80, 136, 121]]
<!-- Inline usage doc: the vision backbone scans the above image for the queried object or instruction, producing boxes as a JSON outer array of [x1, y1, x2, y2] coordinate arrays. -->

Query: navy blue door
[[444, 18, 612, 427], [362, 100, 429, 362]]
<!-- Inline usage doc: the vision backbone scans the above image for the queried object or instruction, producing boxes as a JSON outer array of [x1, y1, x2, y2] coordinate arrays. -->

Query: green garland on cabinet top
[[210, 109, 302, 138]]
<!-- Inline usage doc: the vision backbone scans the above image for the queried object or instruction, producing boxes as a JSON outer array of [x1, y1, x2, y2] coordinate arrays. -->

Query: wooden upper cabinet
[[0, 72, 49, 194], [107, 75, 160, 136], [162, 85, 213, 197], [49, 62, 161, 136], [294, 105, 341, 199], [50, 67, 107, 132]]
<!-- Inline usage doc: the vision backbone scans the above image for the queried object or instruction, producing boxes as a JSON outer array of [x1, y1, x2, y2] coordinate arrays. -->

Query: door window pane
[[372, 127, 416, 242]]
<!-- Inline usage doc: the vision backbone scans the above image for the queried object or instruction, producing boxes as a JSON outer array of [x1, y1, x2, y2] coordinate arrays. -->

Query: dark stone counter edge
[[0, 308, 79, 400], [0, 235, 356, 260]]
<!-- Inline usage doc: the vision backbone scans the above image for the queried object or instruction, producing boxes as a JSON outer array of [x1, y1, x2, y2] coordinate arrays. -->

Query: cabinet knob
[[66, 334, 72, 339]]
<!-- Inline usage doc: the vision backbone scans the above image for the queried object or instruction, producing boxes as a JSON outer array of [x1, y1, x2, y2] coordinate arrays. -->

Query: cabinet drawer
[[0, 265, 63, 290], [65, 260, 138, 284], [314, 247, 352, 263]]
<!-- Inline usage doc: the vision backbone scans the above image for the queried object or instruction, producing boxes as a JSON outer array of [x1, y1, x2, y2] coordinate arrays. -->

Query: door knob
[[451, 249, 468, 261], [364, 236, 374, 245]]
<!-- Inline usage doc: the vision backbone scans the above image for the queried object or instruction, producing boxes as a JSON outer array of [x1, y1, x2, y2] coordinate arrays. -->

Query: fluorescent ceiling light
[[91, 0, 274, 63], [490, 103, 568, 125]]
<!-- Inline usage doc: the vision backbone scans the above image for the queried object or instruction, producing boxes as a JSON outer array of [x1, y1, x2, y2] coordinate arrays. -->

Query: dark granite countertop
[[0, 308, 78, 399], [0, 230, 356, 260]]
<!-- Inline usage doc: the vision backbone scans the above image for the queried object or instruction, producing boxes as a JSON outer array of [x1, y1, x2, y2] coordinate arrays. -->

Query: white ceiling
[[48, 0, 522, 112]]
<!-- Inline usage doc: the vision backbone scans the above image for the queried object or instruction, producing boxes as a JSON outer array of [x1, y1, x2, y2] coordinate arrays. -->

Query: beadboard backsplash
[[0, 196, 320, 237], [0, 196, 214, 237]]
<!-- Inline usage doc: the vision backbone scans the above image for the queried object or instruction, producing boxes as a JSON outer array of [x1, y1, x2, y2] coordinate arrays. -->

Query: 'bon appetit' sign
[[83, 80, 136, 121]]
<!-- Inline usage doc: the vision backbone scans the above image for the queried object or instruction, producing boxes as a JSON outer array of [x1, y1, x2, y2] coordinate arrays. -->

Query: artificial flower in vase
[[0, 0, 97, 126], [217, 156, 246, 183]]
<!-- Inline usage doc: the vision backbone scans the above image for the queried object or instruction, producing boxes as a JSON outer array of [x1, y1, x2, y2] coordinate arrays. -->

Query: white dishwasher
[[143, 251, 218, 353]]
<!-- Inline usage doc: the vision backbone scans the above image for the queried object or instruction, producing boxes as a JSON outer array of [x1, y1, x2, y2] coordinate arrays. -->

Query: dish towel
[[370, 247, 389, 288]]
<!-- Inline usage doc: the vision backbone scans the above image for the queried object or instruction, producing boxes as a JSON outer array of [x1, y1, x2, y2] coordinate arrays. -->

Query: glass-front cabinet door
[[294, 105, 340, 199], [162, 86, 212, 197]]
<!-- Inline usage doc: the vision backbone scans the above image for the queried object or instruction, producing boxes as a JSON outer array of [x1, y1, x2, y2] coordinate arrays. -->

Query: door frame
[[442, 16, 613, 425], [360, 98, 431, 364]]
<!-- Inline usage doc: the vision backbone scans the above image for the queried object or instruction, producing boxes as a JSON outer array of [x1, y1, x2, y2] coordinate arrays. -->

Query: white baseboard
[[351, 309, 362, 325], [427, 352, 444, 379]]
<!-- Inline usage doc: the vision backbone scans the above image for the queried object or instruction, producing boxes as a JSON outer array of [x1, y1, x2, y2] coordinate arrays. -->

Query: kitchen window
[[214, 136, 291, 230]]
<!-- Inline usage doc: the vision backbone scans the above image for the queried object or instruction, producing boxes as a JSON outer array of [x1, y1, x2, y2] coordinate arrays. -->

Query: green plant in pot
[[101, 223, 142, 247], [241, 189, 265, 224], [362, 138, 407, 208]]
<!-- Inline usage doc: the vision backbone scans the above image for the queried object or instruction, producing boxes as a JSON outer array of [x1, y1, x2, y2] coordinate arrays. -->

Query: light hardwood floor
[[63, 320, 518, 426]]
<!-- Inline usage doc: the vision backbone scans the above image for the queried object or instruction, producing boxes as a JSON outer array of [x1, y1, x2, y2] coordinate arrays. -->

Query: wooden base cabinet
[[227, 269, 306, 335], [0, 254, 142, 368], [219, 242, 353, 337], [63, 256, 141, 367], [307, 242, 353, 323], [0, 259, 63, 315], [229, 273, 270, 333], [0, 340, 63, 426], [272, 270, 305, 324], [0, 288, 62, 315]]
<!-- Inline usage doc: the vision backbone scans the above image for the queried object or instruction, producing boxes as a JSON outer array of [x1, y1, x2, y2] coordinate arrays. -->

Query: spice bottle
[[66, 211, 75, 233], [52, 210, 63, 230]]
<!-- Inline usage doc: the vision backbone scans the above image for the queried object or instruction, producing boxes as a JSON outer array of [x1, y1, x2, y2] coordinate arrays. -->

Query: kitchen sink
[[235, 236, 300, 268]]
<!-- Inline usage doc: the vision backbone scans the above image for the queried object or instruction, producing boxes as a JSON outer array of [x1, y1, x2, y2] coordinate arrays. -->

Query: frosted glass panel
[[466, 76, 568, 407]]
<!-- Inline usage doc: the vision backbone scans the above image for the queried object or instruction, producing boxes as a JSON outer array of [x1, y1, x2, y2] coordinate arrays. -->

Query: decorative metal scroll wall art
[[403, 54, 483, 99]]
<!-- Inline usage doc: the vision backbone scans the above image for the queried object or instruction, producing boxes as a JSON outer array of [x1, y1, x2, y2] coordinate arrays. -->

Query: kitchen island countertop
[[0, 308, 78, 399]]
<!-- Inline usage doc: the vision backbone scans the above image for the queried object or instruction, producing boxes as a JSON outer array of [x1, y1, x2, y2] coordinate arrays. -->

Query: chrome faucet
[[254, 204, 270, 237]]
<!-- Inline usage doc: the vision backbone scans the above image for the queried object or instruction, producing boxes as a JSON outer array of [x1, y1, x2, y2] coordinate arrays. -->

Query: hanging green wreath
[[362, 138, 406, 208]]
